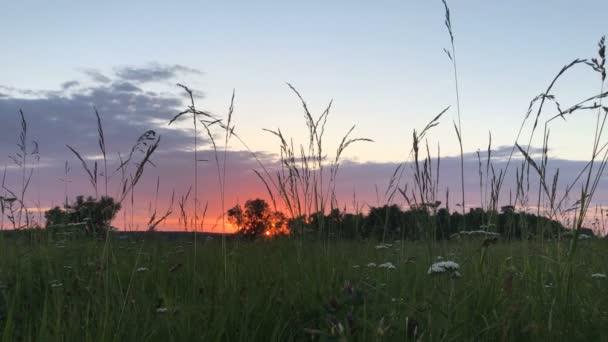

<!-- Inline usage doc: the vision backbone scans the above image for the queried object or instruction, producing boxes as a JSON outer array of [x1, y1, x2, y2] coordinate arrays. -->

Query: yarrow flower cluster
[[375, 244, 392, 250], [428, 260, 461, 277], [378, 262, 396, 270], [136, 267, 149, 272], [591, 273, 607, 279], [365, 262, 397, 269]]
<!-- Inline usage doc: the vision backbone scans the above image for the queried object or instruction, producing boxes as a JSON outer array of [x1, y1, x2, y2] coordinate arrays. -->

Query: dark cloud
[[462, 145, 545, 162], [83, 69, 112, 84], [334, 155, 608, 214], [61, 81, 80, 90], [0, 66, 605, 231], [0, 71, 204, 170], [115, 64, 202, 83], [112, 81, 142, 93]]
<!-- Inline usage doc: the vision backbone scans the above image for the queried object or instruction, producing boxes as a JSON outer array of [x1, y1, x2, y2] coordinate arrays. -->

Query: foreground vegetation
[[0, 232, 607, 341]]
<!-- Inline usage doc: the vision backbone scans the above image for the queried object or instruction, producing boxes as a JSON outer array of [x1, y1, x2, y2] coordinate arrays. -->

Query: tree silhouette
[[227, 198, 288, 238], [45, 195, 121, 235]]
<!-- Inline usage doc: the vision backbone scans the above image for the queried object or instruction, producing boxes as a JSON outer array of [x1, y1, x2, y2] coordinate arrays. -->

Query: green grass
[[0, 233, 607, 341]]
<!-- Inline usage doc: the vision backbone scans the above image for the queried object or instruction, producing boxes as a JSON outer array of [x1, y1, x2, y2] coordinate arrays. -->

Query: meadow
[[0, 232, 607, 341], [1, 2, 608, 341]]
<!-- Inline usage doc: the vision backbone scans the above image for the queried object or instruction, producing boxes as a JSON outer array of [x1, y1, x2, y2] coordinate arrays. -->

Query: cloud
[[0, 66, 606, 231], [61, 81, 80, 90], [462, 145, 545, 162], [0, 68, 207, 170], [82, 69, 112, 84], [112, 81, 142, 93], [115, 63, 202, 83]]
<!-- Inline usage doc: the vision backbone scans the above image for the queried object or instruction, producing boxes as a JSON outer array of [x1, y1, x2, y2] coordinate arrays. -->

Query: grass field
[[0, 232, 607, 341]]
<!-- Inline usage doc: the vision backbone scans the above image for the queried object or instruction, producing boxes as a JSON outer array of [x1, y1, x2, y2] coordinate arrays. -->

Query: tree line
[[40, 195, 592, 240], [227, 198, 589, 240]]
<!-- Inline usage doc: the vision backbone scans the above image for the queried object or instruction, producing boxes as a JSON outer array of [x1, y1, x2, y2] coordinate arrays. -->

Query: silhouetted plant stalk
[[95, 108, 109, 198], [65, 109, 161, 232], [5, 110, 37, 229], [170, 85, 203, 234], [259, 84, 371, 238], [0, 166, 7, 230], [442, 0, 466, 225], [508, 37, 607, 260], [147, 190, 175, 232], [392, 107, 447, 241], [171, 84, 235, 277]]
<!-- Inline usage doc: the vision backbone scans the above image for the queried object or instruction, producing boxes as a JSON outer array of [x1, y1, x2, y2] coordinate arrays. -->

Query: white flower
[[156, 307, 168, 313], [428, 261, 460, 275], [378, 262, 396, 270], [436, 256, 444, 260], [352, 265, 360, 268], [579, 234, 592, 240], [367, 262, 377, 267], [591, 273, 607, 279], [456, 230, 500, 238], [136, 267, 149, 272], [50, 280, 63, 288], [375, 244, 392, 250]]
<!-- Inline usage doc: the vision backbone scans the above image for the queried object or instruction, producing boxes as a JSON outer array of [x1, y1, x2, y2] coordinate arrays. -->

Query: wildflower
[[378, 262, 396, 270], [367, 262, 377, 267], [456, 230, 500, 238], [436, 256, 444, 260], [579, 234, 592, 240], [375, 243, 392, 250], [50, 280, 63, 288], [156, 307, 168, 313], [428, 260, 460, 275], [136, 267, 149, 272], [591, 273, 607, 279], [352, 264, 360, 268]]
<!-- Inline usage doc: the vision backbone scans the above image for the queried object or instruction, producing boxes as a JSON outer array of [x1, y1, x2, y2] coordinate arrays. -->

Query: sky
[[1, 1, 607, 231]]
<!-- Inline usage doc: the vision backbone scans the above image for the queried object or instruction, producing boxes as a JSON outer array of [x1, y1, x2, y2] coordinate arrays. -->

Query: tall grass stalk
[[442, 0, 466, 225]]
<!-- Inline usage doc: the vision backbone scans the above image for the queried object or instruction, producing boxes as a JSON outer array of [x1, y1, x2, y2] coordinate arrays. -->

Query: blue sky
[[2, 1, 606, 161], [0, 1, 607, 230]]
